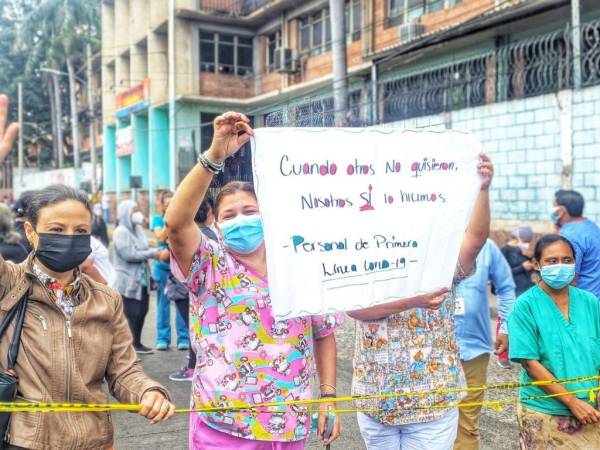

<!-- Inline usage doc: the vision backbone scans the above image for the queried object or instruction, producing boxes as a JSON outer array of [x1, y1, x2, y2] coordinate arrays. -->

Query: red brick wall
[[258, 35, 283, 94], [291, 40, 364, 85], [373, 0, 495, 52], [262, 72, 283, 92], [199, 72, 255, 98], [200, 0, 242, 15]]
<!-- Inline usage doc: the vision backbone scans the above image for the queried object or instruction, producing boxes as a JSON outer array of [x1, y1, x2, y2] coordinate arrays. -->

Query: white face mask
[[517, 242, 529, 251], [131, 211, 145, 225]]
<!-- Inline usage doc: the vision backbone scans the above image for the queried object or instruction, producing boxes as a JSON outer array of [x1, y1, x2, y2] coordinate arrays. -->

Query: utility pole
[[86, 44, 97, 193], [52, 74, 64, 168], [329, 0, 348, 126], [66, 58, 80, 168], [168, 0, 177, 191], [572, 0, 582, 89], [17, 82, 23, 188]]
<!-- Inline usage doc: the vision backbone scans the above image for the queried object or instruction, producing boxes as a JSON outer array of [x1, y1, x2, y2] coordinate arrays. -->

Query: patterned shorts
[[517, 404, 600, 450]]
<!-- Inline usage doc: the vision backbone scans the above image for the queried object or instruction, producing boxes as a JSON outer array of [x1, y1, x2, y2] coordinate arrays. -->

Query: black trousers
[[174, 296, 196, 369], [123, 287, 149, 347]]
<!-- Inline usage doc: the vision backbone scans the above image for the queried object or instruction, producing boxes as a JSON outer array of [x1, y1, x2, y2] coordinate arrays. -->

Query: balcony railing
[[264, 18, 600, 126], [198, 0, 274, 17]]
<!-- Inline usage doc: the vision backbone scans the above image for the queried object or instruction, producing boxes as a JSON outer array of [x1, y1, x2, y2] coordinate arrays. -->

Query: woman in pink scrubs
[[166, 112, 342, 450]]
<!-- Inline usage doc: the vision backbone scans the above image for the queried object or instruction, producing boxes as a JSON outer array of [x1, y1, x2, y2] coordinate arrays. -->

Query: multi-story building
[[102, 0, 600, 228], [101, 0, 495, 214]]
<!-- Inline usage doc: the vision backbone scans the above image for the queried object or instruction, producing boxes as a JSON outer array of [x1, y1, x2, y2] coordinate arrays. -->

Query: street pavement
[[113, 294, 520, 450]]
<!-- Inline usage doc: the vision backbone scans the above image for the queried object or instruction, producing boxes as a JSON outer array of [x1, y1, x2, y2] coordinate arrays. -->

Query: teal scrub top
[[150, 214, 170, 272], [508, 285, 600, 416]]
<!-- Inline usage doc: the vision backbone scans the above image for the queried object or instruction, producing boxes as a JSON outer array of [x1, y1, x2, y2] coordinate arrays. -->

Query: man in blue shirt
[[454, 239, 516, 450], [553, 189, 600, 298]]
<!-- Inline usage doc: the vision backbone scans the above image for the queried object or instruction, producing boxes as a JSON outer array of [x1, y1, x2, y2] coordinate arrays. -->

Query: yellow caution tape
[[1, 376, 597, 414]]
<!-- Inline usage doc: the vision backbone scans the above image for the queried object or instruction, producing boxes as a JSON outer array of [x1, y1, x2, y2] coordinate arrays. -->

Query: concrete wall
[[572, 86, 600, 218], [103, 125, 117, 192], [384, 84, 600, 227], [130, 0, 149, 44], [101, 2, 116, 121], [148, 31, 168, 105]]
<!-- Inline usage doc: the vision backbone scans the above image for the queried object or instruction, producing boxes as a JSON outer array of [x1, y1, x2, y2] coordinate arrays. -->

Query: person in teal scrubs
[[508, 234, 600, 449]]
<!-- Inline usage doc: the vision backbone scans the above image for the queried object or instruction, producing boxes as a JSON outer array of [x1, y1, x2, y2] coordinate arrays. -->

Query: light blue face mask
[[540, 263, 576, 289], [219, 214, 264, 255]]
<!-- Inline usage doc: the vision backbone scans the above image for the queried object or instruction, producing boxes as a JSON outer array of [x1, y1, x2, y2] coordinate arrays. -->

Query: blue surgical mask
[[219, 214, 264, 255], [550, 207, 563, 225], [540, 263, 575, 289]]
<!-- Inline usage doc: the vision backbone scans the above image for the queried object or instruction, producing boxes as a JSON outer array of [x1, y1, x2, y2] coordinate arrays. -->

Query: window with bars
[[298, 1, 361, 56], [267, 30, 282, 72], [345, 0, 362, 42], [200, 112, 254, 187], [199, 32, 254, 76], [299, 10, 331, 56], [382, 56, 488, 122], [388, 0, 461, 27]]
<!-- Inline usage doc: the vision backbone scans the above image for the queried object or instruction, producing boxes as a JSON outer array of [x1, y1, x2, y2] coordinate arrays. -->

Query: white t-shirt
[[89, 236, 116, 286], [101, 194, 110, 210]]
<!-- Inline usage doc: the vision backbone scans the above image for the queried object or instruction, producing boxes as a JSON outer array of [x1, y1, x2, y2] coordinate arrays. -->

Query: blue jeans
[[357, 408, 459, 450], [154, 267, 188, 346]]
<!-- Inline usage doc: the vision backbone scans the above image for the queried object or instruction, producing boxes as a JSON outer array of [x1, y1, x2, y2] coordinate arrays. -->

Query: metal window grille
[[262, 19, 600, 128]]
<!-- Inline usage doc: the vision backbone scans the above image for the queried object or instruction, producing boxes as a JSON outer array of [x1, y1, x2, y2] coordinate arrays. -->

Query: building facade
[[101, 0, 600, 228]]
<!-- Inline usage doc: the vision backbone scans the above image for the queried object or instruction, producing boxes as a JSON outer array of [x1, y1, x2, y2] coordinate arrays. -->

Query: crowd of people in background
[[0, 95, 599, 449]]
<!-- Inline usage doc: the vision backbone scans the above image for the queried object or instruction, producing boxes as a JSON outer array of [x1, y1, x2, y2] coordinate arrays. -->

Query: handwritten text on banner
[[251, 128, 482, 320]]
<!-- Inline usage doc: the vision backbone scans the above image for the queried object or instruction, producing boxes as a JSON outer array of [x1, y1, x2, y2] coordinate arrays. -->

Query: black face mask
[[35, 233, 92, 273]]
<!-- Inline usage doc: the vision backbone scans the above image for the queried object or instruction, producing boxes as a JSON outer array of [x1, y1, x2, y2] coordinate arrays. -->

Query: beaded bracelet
[[197, 152, 225, 174]]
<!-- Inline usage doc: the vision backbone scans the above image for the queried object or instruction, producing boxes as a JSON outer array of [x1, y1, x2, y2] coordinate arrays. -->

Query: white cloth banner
[[251, 128, 482, 320]]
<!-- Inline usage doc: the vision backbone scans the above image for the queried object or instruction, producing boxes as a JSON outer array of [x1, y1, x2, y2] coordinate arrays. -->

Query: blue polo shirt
[[455, 239, 516, 362], [560, 219, 600, 298]]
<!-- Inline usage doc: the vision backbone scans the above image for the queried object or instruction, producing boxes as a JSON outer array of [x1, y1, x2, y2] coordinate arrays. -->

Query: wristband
[[197, 152, 225, 174], [320, 393, 337, 399]]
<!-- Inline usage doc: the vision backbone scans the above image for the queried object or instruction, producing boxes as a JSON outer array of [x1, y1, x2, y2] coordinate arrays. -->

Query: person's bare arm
[[80, 258, 107, 284], [314, 333, 341, 446], [165, 112, 253, 274], [0, 95, 19, 163], [521, 359, 600, 424], [346, 288, 450, 321], [154, 227, 169, 243], [458, 154, 493, 275]]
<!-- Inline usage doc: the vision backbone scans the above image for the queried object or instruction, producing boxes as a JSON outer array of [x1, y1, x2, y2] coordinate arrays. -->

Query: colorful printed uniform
[[171, 235, 341, 442], [352, 264, 472, 425]]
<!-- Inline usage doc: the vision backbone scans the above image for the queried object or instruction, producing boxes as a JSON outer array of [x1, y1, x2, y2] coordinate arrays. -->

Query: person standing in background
[[101, 191, 111, 224], [552, 189, 600, 298], [13, 190, 36, 254], [151, 191, 189, 351], [169, 197, 217, 382], [498, 224, 535, 369], [454, 239, 516, 450], [0, 203, 28, 263], [92, 203, 110, 248], [113, 199, 169, 354]]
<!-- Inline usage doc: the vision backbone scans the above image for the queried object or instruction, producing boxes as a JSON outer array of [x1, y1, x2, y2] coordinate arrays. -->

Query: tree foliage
[[0, 0, 100, 167]]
